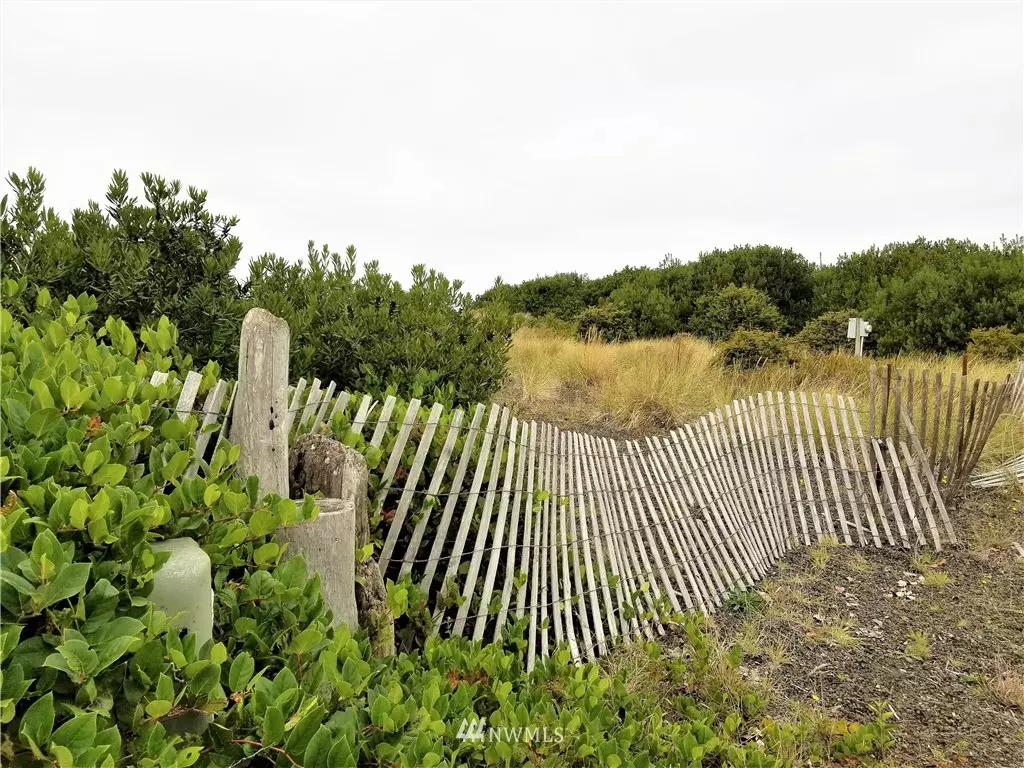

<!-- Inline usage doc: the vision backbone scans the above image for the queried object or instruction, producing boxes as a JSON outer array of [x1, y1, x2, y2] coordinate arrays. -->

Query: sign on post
[[847, 317, 872, 356]]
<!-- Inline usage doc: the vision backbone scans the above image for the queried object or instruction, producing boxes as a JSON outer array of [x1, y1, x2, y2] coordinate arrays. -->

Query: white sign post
[[847, 317, 872, 357]]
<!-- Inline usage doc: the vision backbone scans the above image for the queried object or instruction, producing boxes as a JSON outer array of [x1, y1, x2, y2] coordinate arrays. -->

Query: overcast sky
[[2, 2, 1021, 294]]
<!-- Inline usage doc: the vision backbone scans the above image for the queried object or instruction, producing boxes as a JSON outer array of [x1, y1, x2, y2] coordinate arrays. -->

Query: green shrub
[[689, 245, 816, 331], [796, 311, 856, 354], [720, 330, 796, 370], [813, 237, 1024, 354], [2, 169, 247, 373], [576, 303, 637, 342], [966, 326, 1024, 361], [511, 313, 577, 337], [690, 286, 786, 341], [2, 169, 512, 408], [247, 244, 511, 408]]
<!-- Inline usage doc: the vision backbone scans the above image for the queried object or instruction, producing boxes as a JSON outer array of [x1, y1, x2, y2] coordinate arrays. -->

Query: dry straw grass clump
[[500, 327, 1021, 451]]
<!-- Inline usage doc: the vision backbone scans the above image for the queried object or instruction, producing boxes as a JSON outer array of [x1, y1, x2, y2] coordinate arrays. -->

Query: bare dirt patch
[[712, 489, 1024, 767]]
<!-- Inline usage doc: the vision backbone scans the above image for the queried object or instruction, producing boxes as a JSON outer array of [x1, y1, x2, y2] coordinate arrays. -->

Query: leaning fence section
[[868, 363, 1015, 499], [270, 376, 959, 668], [157, 352, 1017, 669]]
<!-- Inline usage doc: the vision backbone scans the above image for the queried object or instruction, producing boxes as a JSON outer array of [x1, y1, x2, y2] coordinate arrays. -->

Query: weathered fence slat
[[847, 397, 892, 546], [495, 421, 531, 640], [574, 432, 616, 647], [553, 428, 580, 660], [639, 437, 707, 614], [401, 408, 466, 577], [379, 402, 444, 570], [472, 418, 520, 642], [187, 379, 229, 479], [582, 432, 632, 636], [598, 436, 658, 639], [424, 404, 495, 608], [436, 404, 503, 633]]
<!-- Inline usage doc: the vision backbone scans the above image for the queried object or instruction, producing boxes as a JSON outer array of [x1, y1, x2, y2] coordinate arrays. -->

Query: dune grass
[[499, 327, 1022, 464]]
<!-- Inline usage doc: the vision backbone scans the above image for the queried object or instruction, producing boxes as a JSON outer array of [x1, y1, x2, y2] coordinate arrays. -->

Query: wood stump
[[290, 433, 394, 656]]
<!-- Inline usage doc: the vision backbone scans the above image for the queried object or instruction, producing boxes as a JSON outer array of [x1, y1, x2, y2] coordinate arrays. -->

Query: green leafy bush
[[2, 169, 512, 408], [689, 245, 815, 332], [720, 330, 796, 370], [576, 303, 637, 342], [796, 311, 856, 354], [966, 326, 1024, 361], [1, 168, 246, 372], [511, 313, 577, 337], [247, 244, 511, 407], [813, 237, 1024, 354], [690, 286, 786, 341]]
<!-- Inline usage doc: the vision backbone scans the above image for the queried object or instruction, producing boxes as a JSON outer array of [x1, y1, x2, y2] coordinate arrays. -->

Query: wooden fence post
[[231, 308, 290, 496], [229, 309, 366, 635]]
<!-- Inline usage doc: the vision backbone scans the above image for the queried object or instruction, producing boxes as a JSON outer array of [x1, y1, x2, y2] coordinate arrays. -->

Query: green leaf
[[39, 563, 91, 609], [59, 377, 81, 408], [160, 419, 190, 442], [26, 408, 61, 439], [83, 450, 105, 476], [0, 569, 35, 596], [287, 627, 322, 655], [50, 713, 97, 754], [253, 543, 279, 566], [49, 745, 75, 768], [90, 464, 126, 486], [94, 636, 138, 674], [176, 746, 202, 767], [161, 451, 190, 482], [228, 653, 254, 691], [203, 484, 221, 507], [0, 624, 23, 663], [145, 700, 172, 719], [248, 507, 280, 537], [262, 706, 285, 746], [303, 725, 334, 768], [29, 378, 55, 410], [19, 692, 55, 748]]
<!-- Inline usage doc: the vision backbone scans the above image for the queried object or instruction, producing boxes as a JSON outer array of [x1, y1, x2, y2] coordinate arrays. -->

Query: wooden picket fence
[[156, 316, 1019, 668], [970, 361, 1024, 489], [869, 362, 1016, 499]]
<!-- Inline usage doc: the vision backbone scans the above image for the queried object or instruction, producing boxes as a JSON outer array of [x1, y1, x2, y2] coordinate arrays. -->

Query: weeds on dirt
[[806, 617, 860, 647], [846, 551, 873, 572], [984, 669, 1024, 711], [725, 588, 767, 615], [809, 536, 840, 570], [905, 630, 932, 660], [922, 570, 951, 587]]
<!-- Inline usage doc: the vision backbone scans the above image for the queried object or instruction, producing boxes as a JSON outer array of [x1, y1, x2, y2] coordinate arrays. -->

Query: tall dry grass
[[499, 327, 1022, 463]]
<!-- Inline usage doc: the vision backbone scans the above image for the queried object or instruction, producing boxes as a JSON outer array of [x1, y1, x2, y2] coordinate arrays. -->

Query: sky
[[2, 1, 1022, 295]]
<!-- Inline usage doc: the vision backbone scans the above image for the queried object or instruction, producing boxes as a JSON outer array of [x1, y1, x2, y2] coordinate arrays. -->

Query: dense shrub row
[[480, 238, 1024, 356], [1, 169, 511, 408], [0, 288, 898, 766]]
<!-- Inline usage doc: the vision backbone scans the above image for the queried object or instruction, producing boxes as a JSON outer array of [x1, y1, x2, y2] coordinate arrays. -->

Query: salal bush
[[0, 285, 894, 767]]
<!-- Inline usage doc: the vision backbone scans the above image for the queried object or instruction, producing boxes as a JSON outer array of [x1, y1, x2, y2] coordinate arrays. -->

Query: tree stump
[[276, 498, 357, 629], [290, 433, 394, 656]]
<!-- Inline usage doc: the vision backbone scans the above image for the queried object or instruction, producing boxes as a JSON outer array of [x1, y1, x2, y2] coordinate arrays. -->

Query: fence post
[[289, 433, 391, 651], [231, 308, 290, 495]]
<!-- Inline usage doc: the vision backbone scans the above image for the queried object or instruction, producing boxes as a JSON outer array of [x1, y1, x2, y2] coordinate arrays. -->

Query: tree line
[[478, 240, 1024, 357]]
